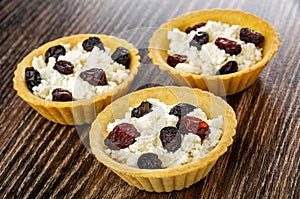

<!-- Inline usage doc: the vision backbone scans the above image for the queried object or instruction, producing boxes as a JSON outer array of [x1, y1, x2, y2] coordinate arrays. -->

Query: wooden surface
[[0, 0, 299, 198]]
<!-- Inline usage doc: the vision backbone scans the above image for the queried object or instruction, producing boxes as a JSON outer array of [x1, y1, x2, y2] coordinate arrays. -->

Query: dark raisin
[[177, 116, 210, 140], [45, 45, 66, 63], [159, 126, 181, 152], [137, 153, 162, 169], [240, 28, 264, 46], [25, 67, 42, 92], [111, 47, 130, 69], [216, 61, 238, 75], [167, 54, 187, 67], [169, 103, 196, 119], [189, 31, 209, 50], [185, 22, 206, 34], [53, 60, 74, 75], [79, 68, 108, 86], [82, 37, 105, 52], [131, 101, 153, 118], [52, 88, 73, 101], [104, 123, 140, 150], [215, 37, 242, 55]]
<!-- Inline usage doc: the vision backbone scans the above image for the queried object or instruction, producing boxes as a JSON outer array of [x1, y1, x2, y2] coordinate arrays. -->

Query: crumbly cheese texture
[[32, 43, 130, 100], [168, 21, 263, 76], [105, 98, 223, 169]]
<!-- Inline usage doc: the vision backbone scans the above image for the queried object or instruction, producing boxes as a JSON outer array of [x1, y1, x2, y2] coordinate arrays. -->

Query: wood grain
[[0, 0, 299, 198]]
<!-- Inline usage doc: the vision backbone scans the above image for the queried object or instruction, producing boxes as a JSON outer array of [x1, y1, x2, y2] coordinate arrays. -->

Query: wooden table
[[1, 0, 299, 198]]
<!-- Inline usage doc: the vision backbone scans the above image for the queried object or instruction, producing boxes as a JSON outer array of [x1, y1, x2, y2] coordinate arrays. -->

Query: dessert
[[90, 86, 237, 192], [13, 34, 140, 125], [148, 9, 280, 95], [167, 20, 264, 76], [26, 37, 131, 101], [103, 98, 224, 169]]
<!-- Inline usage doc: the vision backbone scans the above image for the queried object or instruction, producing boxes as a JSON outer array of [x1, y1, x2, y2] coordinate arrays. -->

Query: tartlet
[[13, 34, 140, 125], [148, 9, 280, 95], [90, 86, 237, 192]]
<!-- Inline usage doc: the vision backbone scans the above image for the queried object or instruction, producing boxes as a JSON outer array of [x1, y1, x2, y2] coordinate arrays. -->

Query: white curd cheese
[[168, 21, 263, 76], [31, 42, 130, 100], [105, 98, 223, 169]]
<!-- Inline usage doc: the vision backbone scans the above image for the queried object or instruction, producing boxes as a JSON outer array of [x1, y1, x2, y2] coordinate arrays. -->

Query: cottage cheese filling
[[168, 20, 263, 75], [31, 42, 130, 100], [105, 98, 224, 169]]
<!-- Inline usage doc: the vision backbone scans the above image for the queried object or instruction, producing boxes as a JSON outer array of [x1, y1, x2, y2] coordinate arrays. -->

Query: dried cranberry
[[159, 126, 181, 152], [185, 22, 206, 34], [240, 28, 264, 46], [52, 88, 73, 101], [189, 31, 209, 50], [216, 61, 238, 75], [79, 68, 108, 86], [215, 37, 242, 55], [104, 123, 140, 150], [111, 47, 130, 69], [137, 153, 162, 169], [169, 103, 196, 119], [167, 54, 187, 67], [131, 101, 153, 118], [53, 60, 74, 75], [45, 45, 66, 63], [177, 116, 210, 140], [25, 67, 42, 92], [82, 37, 105, 52]]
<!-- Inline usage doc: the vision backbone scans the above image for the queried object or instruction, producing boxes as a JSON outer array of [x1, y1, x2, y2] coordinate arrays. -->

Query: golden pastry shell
[[90, 86, 237, 192], [148, 9, 280, 95], [13, 34, 141, 125]]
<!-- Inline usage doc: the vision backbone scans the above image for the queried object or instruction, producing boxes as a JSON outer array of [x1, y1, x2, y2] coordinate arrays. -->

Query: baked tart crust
[[13, 34, 140, 125], [148, 9, 280, 95], [90, 86, 237, 192]]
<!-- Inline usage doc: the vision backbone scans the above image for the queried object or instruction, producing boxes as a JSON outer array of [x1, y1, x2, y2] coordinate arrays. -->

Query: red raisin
[[185, 22, 206, 34], [160, 126, 181, 152], [52, 88, 73, 101], [82, 37, 105, 52], [111, 47, 130, 69], [216, 61, 238, 75], [189, 31, 209, 50], [131, 101, 153, 118], [104, 123, 140, 150], [53, 60, 74, 75], [177, 116, 210, 140], [137, 153, 162, 169], [45, 45, 66, 63], [240, 28, 264, 46], [25, 67, 42, 92], [79, 68, 108, 86], [167, 54, 187, 67], [169, 103, 196, 119], [215, 37, 241, 55]]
